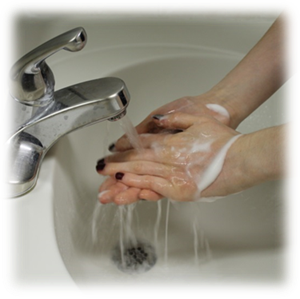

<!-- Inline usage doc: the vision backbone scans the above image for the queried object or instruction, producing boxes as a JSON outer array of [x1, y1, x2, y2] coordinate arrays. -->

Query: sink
[[9, 14, 286, 287]]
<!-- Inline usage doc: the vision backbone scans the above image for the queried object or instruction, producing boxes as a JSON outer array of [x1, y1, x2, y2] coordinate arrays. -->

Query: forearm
[[201, 121, 298, 197], [208, 16, 286, 128], [240, 124, 286, 180], [206, 124, 287, 197]]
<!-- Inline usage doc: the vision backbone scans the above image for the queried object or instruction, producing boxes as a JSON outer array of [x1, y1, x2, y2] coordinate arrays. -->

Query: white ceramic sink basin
[[10, 14, 286, 287]]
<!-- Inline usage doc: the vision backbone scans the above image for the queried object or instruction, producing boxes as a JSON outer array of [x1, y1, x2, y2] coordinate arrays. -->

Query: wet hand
[[98, 176, 162, 205], [110, 94, 232, 152], [97, 112, 241, 205]]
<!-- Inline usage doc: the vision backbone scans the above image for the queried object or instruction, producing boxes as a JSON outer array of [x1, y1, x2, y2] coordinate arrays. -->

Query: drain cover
[[112, 241, 157, 273]]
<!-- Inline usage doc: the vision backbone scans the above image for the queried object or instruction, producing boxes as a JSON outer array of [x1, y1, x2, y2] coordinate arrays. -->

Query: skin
[[98, 113, 239, 204], [97, 113, 286, 205], [96, 16, 286, 205]]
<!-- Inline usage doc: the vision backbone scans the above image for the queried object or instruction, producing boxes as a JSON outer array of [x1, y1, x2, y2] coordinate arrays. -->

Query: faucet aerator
[[108, 110, 127, 122]]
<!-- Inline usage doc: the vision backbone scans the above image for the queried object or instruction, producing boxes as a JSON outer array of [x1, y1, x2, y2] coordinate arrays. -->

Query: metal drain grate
[[112, 241, 157, 274]]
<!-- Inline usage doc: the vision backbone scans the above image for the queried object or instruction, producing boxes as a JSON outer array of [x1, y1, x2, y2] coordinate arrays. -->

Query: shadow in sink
[[52, 53, 285, 285]]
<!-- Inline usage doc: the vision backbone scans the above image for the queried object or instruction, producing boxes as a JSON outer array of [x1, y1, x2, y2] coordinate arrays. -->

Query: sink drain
[[112, 241, 157, 274]]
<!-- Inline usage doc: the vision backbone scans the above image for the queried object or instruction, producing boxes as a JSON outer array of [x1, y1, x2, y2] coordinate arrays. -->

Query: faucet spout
[[6, 77, 130, 197], [6, 27, 131, 198]]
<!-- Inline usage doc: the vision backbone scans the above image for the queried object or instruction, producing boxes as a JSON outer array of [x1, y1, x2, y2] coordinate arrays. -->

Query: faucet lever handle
[[10, 27, 87, 106]]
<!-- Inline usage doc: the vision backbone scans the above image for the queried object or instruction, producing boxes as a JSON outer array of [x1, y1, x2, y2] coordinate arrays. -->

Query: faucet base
[[6, 77, 130, 198], [6, 132, 44, 198]]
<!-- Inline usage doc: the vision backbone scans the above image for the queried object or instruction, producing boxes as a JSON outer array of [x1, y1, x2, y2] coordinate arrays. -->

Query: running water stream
[[92, 115, 211, 272], [119, 115, 143, 150]]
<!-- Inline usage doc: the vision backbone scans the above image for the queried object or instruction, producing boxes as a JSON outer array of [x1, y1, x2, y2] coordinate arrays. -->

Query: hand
[[97, 113, 242, 204], [99, 94, 234, 205], [111, 93, 233, 152]]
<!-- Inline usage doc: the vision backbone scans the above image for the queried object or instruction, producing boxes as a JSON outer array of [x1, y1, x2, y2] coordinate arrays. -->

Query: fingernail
[[115, 172, 124, 180], [96, 158, 106, 171], [161, 129, 183, 134], [108, 143, 116, 152], [173, 129, 183, 134], [152, 114, 165, 120]]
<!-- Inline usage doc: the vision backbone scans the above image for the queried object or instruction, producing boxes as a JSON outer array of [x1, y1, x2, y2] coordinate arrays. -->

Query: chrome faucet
[[6, 27, 130, 197]]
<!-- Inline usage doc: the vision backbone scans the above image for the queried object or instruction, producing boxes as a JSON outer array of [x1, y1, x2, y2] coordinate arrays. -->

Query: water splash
[[92, 114, 213, 273], [204, 237, 212, 260], [164, 199, 171, 264], [154, 201, 162, 248], [119, 206, 125, 267], [121, 204, 137, 245], [193, 219, 199, 265], [92, 202, 103, 244]]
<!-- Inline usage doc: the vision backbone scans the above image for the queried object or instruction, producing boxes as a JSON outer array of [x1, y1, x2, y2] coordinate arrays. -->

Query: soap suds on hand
[[192, 134, 242, 199], [206, 103, 230, 119]]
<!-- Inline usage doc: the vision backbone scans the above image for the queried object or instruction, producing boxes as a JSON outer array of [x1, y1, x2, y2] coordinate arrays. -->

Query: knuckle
[[132, 161, 143, 173], [149, 179, 157, 191], [148, 176, 165, 193]]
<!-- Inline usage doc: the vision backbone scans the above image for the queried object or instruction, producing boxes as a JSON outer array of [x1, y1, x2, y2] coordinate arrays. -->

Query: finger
[[98, 176, 116, 193], [135, 115, 163, 134], [111, 133, 167, 152], [98, 180, 129, 204], [98, 160, 172, 178], [152, 112, 202, 130], [98, 190, 114, 204], [98, 177, 163, 205], [103, 148, 159, 164], [115, 172, 172, 199], [139, 189, 163, 201], [114, 187, 141, 205]]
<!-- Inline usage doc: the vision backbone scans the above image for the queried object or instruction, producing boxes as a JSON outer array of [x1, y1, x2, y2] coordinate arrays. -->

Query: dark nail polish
[[173, 129, 183, 134], [108, 143, 116, 152], [152, 114, 164, 120], [97, 158, 105, 164], [96, 158, 106, 171], [115, 172, 124, 180]]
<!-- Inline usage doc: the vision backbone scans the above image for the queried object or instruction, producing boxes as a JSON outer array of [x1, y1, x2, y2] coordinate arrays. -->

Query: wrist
[[205, 87, 243, 129], [219, 134, 255, 195], [243, 125, 285, 182], [200, 133, 253, 197], [228, 134, 267, 190]]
